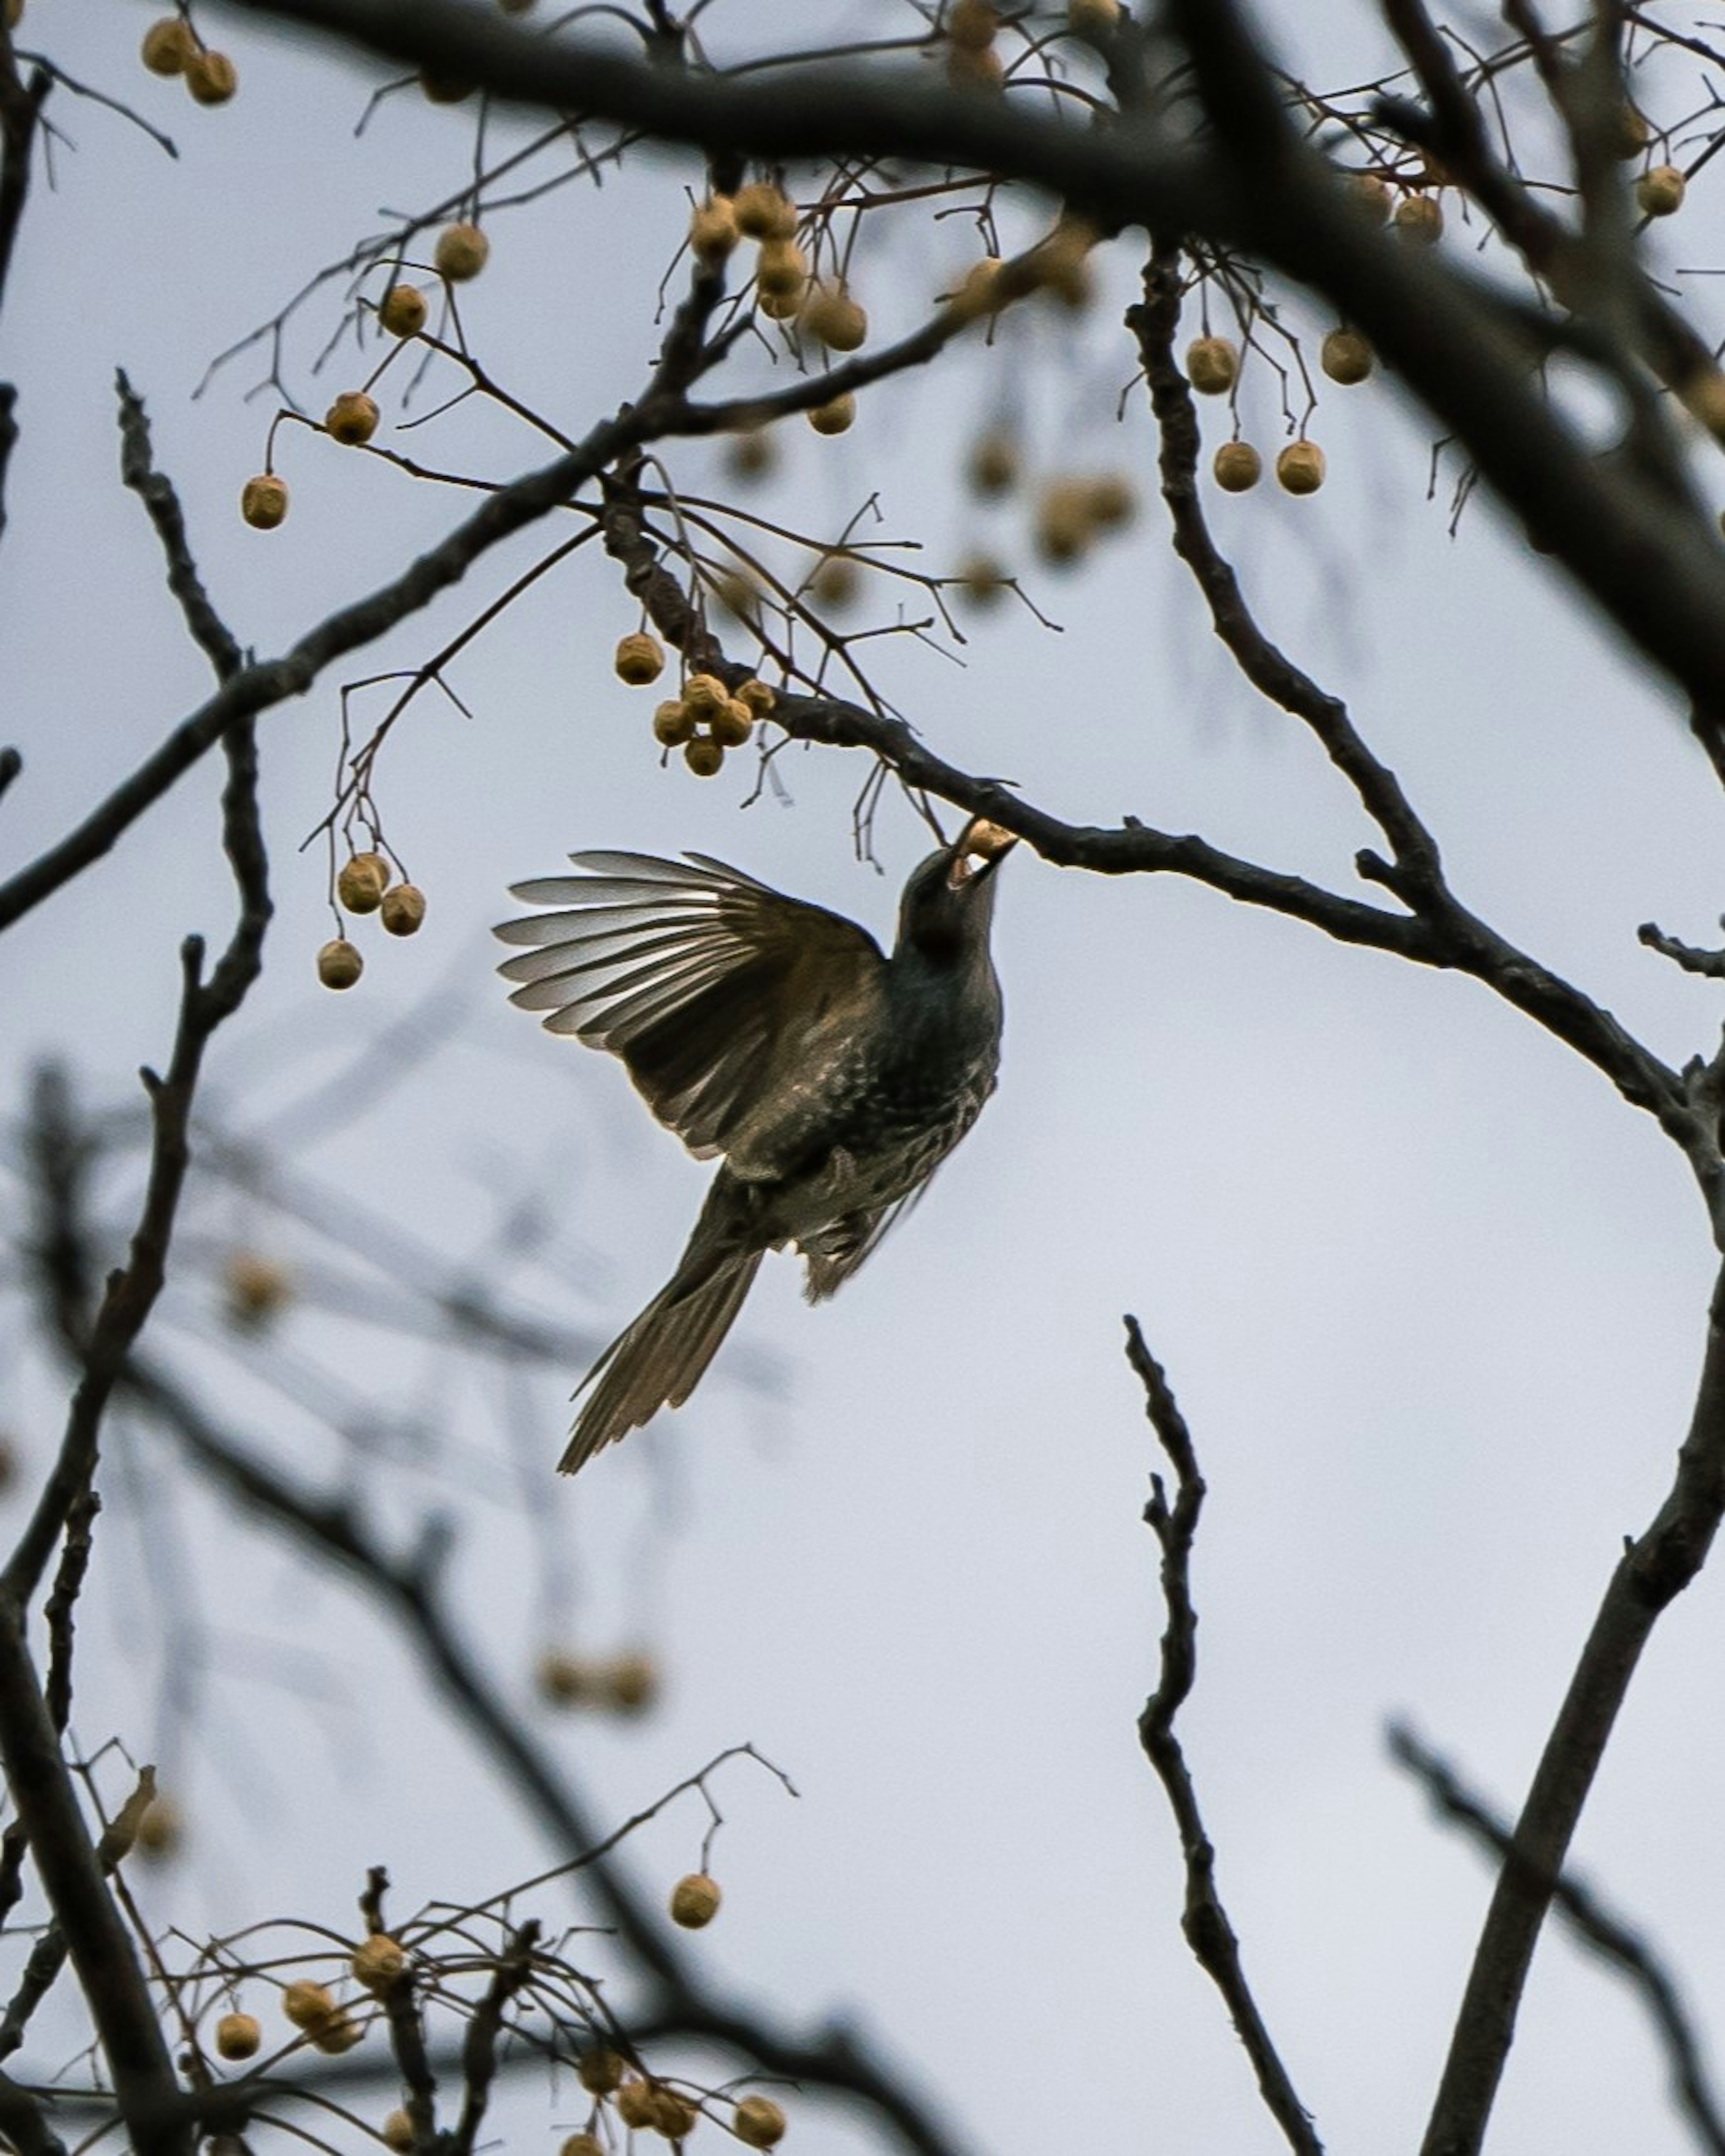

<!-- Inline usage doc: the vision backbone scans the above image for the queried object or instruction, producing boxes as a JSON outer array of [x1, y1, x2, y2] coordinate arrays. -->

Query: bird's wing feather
[[495, 853, 884, 1159]]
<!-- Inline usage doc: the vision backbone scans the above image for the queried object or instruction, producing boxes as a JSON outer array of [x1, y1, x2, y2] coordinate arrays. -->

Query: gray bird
[[495, 817, 1016, 1471]]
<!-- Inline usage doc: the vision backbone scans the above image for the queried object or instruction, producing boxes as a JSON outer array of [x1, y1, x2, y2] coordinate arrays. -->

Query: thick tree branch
[[1420, 1262, 1725, 2156]]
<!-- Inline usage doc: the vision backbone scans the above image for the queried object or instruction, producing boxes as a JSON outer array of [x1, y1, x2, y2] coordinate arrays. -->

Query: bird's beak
[[946, 816, 1018, 890]]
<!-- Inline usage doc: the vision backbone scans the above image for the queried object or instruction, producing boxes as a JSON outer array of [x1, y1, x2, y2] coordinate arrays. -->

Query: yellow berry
[[733, 183, 796, 241], [1393, 193, 1443, 242], [1638, 163, 1685, 216], [756, 238, 807, 301], [535, 1646, 594, 1705], [949, 256, 1006, 321], [803, 284, 867, 351], [654, 699, 696, 747], [382, 2113, 415, 2154], [809, 553, 859, 607], [604, 1649, 660, 1710], [966, 427, 1018, 497], [957, 552, 1008, 605], [214, 2013, 261, 2062], [336, 853, 387, 913], [1276, 440, 1326, 495], [1212, 441, 1261, 491], [725, 430, 775, 481], [224, 1251, 292, 1328], [947, 0, 998, 51], [1028, 217, 1096, 307], [1084, 472, 1136, 529], [1347, 171, 1391, 221], [317, 940, 364, 991], [379, 284, 428, 337], [380, 884, 426, 937], [757, 285, 804, 323], [615, 632, 666, 685], [710, 702, 754, 749], [1320, 328, 1373, 384], [616, 2079, 658, 2129], [684, 738, 725, 778], [736, 678, 776, 716], [351, 1935, 406, 1993], [670, 1873, 722, 1927], [281, 1982, 336, 2031], [712, 568, 760, 623], [1033, 479, 1092, 565], [560, 2138, 605, 2156], [324, 392, 380, 446], [649, 2087, 699, 2140], [946, 40, 1004, 90], [1614, 106, 1650, 159], [808, 392, 856, 436], [733, 2096, 787, 2148], [311, 2014, 363, 2056], [141, 17, 196, 74], [1185, 335, 1238, 394], [681, 672, 727, 715], [240, 474, 288, 530], [186, 49, 238, 103], [577, 2047, 625, 2097], [690, 198, 739, 265], [135, 1796, 181, 1858], [434, 222, 489, 280]]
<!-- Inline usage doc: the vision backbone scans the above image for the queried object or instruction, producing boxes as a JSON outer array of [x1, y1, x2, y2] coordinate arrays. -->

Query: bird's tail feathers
[[560, 1248, 763, 1474]]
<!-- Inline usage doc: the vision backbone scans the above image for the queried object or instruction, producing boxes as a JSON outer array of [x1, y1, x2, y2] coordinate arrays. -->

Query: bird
[[494, 817, 1017, 1471]]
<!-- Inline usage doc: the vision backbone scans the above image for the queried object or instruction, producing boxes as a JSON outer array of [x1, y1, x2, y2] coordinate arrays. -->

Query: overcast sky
[[5, 4, 1725, 2152]]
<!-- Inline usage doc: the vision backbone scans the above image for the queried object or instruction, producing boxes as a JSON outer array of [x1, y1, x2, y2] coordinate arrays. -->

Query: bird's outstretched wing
[[494, 852, 885, 1159]]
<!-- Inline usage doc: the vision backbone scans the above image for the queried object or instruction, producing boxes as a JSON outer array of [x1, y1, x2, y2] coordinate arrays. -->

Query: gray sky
[[4, 4, 1725, 2151]]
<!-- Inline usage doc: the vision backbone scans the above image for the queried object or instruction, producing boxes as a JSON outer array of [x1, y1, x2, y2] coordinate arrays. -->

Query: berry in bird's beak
[[947, 816, 1018, 888]]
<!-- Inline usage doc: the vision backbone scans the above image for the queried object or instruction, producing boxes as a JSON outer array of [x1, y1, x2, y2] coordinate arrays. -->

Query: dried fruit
[[957, 552, 1008, 605], [711, 701, 754, 749], [616, 2080, 658, 2129], [434, 222, 489, 280], [380, 884, 427, 937], [725, 429, 776, 481], [733, 183, 796, 241], [804, 284, 867, 351], [1393, 193, 1443, 242], [379, 283, 428, 337], [1033, 479, 1092, 564], [966, 427, 1019, 497], [649, 2087, 699, 2140], [337, 853, 387, 913], [1320, 328, 1373, 384], [809, 553, 859, 607], [1185, 335, 1238, 394], [1347, 171, 1391, 221], [737, 678, 777, 716], [681, 673, 727, 716], [318, 940, 364, 991], [756, 238, 807, 301], [1029, 217, 1095, 306], [577, 2047, 625, 2097], [136, 1795, 181, 1859], [311, 2014, 364, 2056], [214, 2012, 261, 2061], [1614, 106, 1650, 160], [141, 17, 196, 74], [684, 738, 725, 778], [949, 256, 1005, 321], [186, 49, 237, 102], [351, 1934, 406, 1993], [559, 2138, 604, 2156], [225, 1252, 292, 1328], [281, 1981, 336, 2031], [808, 392, 856, 436], [382, 2113, 415, 2153], [946, 40, 1004, 90], [712, 568, 761, 622], [654, 699, 696, 747], [604, 1649, 660, 1710], [1084, 472, 1136, 529], [947, 0, 998, 50], [534, 1646, 593, 1705], [1213, 441, 1262, 492], [324, 392, 380, 446], [1637, 163, 1685, 216], [240, 475, 289, 530], [615, 632, 666, 685], [418, 70, 474, 102], [690, 197, 739, 265], [733, 2096, 787, 2148], [669, 1873, 722, 1927], [1067, 0, 1120, 30], [1276, 440, 1326, 495]]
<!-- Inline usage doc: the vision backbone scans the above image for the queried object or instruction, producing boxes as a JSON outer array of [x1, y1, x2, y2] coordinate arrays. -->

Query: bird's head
[[895, 817, 1017, 963]]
